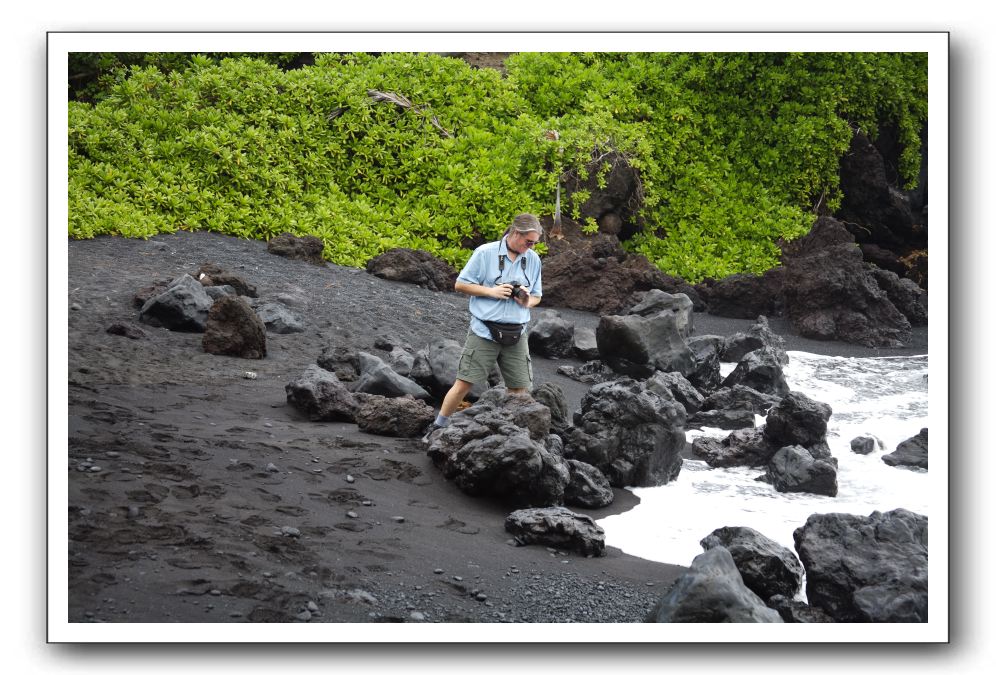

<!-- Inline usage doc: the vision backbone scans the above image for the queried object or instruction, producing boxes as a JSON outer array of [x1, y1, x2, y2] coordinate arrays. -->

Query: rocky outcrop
[[139, 274, 213, 331], [766, 445, 839, 497], [720, 346, 790, 397], [285, 365, 358, 422], [647, 547, 783, 623], [693, 391, 833, 470], [353, 393, 435, 437], [565, 377, 685, 487], [685, 335, 725, 393], [793, 508, 928, 622], [883, 428, 928, 469], [721, 316, 788, 365], [266, 232, 326, 265], [624, 289, 695, 339], [352, 352, 432, 400], [531, 382, 571, 436], [195, 263, 258, 298], [424, 389, 569, 508], [365, 248, 457, 292], [249, 300, 306, 334], [645, 371, 705, 416], [596, 312, 695, 379], [694, 269, 784, 320], [766, 595, 835, 623], [528, 311, 575, 359], [541, 233, 692, 315], [572, 327, 600, 361], [850, 434, 883, 455], [781, 220, 912, 347], [505, 506, 606, 557], [837, 131, 922, 252], [763, 391, 832, 449], [700, 526, 804, 601], [692, 428, 774, 468], [202, 295, 267, 359], [564, 460, 614, 509]]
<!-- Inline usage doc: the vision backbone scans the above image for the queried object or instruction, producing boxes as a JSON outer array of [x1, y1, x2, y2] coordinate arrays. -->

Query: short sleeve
[[457, 246, 486, 285]]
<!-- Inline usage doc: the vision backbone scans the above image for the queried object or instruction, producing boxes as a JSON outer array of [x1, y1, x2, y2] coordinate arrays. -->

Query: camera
[[509, 282, 528, 301]]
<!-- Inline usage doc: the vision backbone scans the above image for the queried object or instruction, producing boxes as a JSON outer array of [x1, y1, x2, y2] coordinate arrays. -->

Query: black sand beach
[[65, 231, 927, 623]]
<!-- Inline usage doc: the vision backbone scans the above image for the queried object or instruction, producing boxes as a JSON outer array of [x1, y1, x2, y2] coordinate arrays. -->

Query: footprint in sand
[[437, 517, 480, 535]]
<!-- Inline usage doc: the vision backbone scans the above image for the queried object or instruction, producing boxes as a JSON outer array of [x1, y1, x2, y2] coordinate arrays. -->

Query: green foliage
[[68, 52, 306, 103], [67, 52, 927, 282]]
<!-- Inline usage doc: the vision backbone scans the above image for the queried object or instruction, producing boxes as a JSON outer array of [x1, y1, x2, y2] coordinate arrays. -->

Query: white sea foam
[[597, 351, 930, 568]]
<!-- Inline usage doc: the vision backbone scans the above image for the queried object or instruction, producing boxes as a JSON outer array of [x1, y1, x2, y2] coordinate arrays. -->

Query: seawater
[[597, 351, 930, 569]]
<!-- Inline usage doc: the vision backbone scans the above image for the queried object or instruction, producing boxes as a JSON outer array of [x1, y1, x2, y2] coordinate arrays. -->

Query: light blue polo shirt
[[457, 236, 543, 341]]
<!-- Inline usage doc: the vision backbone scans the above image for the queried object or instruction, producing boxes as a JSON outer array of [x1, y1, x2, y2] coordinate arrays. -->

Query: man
[[426, 213, 543, 435]]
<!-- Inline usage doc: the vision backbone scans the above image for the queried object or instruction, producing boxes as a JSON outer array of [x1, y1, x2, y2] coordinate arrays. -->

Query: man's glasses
[[520, 236, 540, 247]]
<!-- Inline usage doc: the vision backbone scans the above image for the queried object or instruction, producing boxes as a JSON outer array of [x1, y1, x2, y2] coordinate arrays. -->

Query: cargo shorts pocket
[[456, 347, 479, 382]]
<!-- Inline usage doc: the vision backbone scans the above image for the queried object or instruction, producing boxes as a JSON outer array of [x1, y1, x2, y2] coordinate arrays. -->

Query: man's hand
[[513, 286, 532, 307], [491, 284, 513, 300]]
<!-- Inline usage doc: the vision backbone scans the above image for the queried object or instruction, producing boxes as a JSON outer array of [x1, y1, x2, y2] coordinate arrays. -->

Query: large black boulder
[[505, 506, 606, 557], [700, 526, 805, 601], [766, 445, 839, 497], [365, 247, 457, 292], [565, 377, 685, 487], [793, 508, 928, 622], [883, 428, 928, 470], [763, 391, 833, 449], [424, 389, 569, 508], [647, 547, 783, 623]]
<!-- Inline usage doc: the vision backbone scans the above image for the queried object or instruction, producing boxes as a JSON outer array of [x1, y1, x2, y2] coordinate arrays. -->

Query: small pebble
[[210, 589, 221, 596], [391, 516, 405, 523], [280, 526, 301, 538], [89, 466, 102, 472], [266, 463, 279, 473], [307, 601, 319, 612], [362, 500, 373, 506], [312, 468, 322, 474], [433, 568, 444, 575], [105, 452, 120, 458], [263, 422, 273, 428], [346, 511, 358, 519], [410, 611, 426, 621], [126, 506, 140, 519], [295, 610, 312, 622], [345, 475, 355, 483], [452, 576, 463, 582]]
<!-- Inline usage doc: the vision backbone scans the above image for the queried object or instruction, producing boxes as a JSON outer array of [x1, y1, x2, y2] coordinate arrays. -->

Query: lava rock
[[565, 377, 685, 487], [285, 365, 358, 422], [883, 428, 928, 469], [700, 526, 805, 601], [647, 547, 782, 623], [202, 295, 267, 359], [505, 506, 605, 557], [793, 508, 928, 622]]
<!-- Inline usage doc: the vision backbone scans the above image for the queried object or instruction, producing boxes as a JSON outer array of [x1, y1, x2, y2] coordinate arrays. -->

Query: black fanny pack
[[482, 320, 525, 346]]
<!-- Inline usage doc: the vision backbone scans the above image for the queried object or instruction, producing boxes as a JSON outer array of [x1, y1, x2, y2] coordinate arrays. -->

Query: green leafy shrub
[[67, 52, 927, 282]]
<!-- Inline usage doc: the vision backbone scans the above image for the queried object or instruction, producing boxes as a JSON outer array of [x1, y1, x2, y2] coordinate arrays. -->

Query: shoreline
[[64, 231, 929, 623]]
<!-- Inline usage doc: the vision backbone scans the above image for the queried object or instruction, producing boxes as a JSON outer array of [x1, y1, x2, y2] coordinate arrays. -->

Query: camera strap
[[495, 252, 530, 287]]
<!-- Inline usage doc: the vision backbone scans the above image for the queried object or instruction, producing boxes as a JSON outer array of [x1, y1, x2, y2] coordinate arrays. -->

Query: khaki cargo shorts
[[456, 331, 533, 389]]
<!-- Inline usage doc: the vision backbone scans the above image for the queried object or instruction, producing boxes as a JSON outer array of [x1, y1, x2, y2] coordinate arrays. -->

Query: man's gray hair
[[504, 213, 543, 238]]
